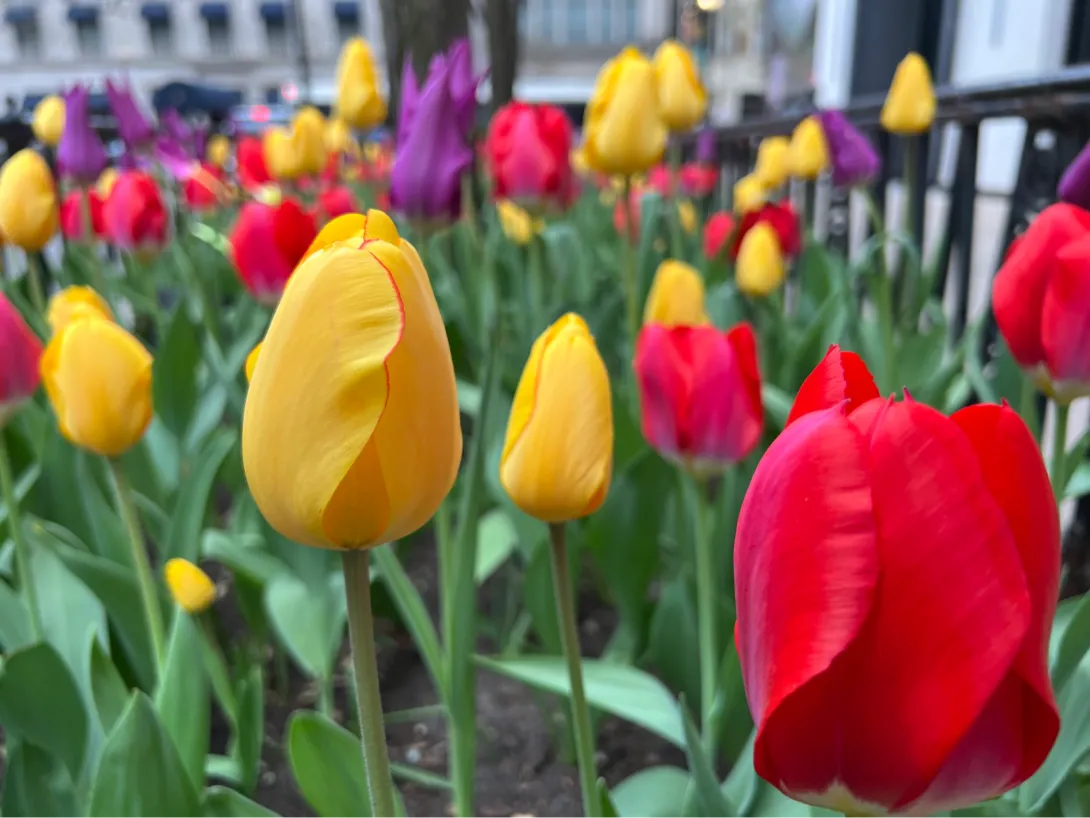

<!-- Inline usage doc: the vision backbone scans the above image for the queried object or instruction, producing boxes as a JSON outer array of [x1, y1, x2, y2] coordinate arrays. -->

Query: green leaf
[[0, 642, 88, 779], [475, 508, 517, 584], [202, 529, 285, 585], [155, 613, 210, 791], [234, 663, 265, 793], [1065, 463, 1090, 500], [720, 731, 758, 816], [1053, 592, 1090, 693], [456, 379, 482, 417], [598, 778, 620, 817], [186, 385, 230, 453], [165, 429, 236, 562], [761, 383, 793, 431], [0, 574, 32, 651], [202, 786, 278, 817], [264, 573, 343, 680], [90, 638, 130, 734], [89, 692, 201, 817], [612, 766, 690, 817], [680, 697, 733, 816], [372, 544, 444, 687], [287, 710, 372, 817], [478, 655, 685, 747], [1, 742, 80, 817], [646, 575, 700, 710]]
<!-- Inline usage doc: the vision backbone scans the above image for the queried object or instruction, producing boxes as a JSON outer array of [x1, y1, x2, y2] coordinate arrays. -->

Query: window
[[525, 0, 553, 44], [206, 16, 231, 54], [566, 0, 587, 44], [600, 0, 612, 43], [74, 16, 101, 55], [336, 15, 358, 43], [623, 0, 637, 41], [148, 16, 172, 53], [12, 17, 40, 58], [265, 16, 289, 56]]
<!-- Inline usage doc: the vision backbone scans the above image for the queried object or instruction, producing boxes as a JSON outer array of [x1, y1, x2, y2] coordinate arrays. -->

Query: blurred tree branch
[[381, 0, 470, 123]]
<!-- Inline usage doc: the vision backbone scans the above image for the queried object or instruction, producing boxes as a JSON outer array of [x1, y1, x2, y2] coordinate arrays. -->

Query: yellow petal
[[301, 209, 398, 265], [788, 116, 829, 180], [263, 127, 302, 181], [164, 558, 217, 614], [47, 285, 114, 335], [336, 37, 388, 130], [754, 137, 790, 189], [733, 174, 767, 214], [643, 260, 709, 327], [881, 52, 936, 135], [584, 48, 667, 177], [207, 134, 231, 168], [32, 95, 65, 147], [736, 222, 785, 297], [500, 314, 613, 522], [41, 317, 153, 457], [292, 106, 327, 176], [0, 149, 58, 252], [245, 342, 262, 383], [678, 200, 697, 235], [497, 200, 535, 245], [95, 168, 121, 199], [653, 40, 707, 133]]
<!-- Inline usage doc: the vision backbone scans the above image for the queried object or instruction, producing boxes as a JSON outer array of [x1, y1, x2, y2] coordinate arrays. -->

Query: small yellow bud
[[164, 558, 217, 614]]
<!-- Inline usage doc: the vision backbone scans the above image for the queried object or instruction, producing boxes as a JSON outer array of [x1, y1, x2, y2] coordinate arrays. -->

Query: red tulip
[[229, 198, 317, 304], [703, 211, 735, 260], [993, 202, 1090, 401], [0, 292, 42, 424], [635, 323, 762, 474], [485, 101, 574, 209], [183, 162, 227, 213], [646, 164, 673, 196], [60, 189, 105, 240], [731, 201, 801, 260], [237, 136, 271, 192], [103, 171, 169, 253], [679, 162, 718, 198], [316, 186, 357, 221], [734, 346, 1059, 815]]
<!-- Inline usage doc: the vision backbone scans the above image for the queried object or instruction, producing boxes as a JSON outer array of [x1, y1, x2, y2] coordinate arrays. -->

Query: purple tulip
[[57, 85, 108, 184], [696, 125, 717, 164], [817, 109, 881, 188], [160, 109, 194, 152], [106, 79, 154, 148], [1059, 141, 1090, 210], [390, 39, 483, 221], [193, 126, 208, 161], [155, 137, 199, 180]]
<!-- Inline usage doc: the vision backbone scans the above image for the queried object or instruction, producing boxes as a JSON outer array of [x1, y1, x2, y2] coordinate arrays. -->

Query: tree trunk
[[485, 0, 520, 112]]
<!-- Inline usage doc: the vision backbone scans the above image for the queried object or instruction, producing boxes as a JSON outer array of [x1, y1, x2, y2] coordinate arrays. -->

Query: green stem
[[318, 674, 335, 719], [1019, 375, 1040, 440], [1051, 401, 1071, 495], [172, 242, 219, 343], [25, 254, 47, 317], [80, 189, 112, 304], [342, 549, 397, 817], [198, 614, 238, 727], [0, 431, 41, 639], [687, 473, 717, 752], [898, 137, 919, 324], [528, 234, 545, 333], [668, 142, 685, 259], [548, 523, 599, 818], [108, 459, 166, 671], [622, 175, 639, 347]]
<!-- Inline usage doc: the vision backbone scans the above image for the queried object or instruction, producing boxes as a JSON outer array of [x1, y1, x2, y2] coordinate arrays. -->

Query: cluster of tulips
[[0, 27, 1089, 818]]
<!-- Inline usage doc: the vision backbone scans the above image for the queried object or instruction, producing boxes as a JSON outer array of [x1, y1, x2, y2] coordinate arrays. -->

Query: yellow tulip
[[325, 118, 356, 157], [95, 167, 120, 199], [571, 147, 590, 177], [41, 316, 153, 457], [881, 52, 936, 135], [336, 37, 388, 130], [292, 106, 327, 176], [500, 313, 613, 522], [678, 200, 697, 234], [245, 342, 262, 383], [643, 260, 709, 327], [733, 174, 767, 214], [164, 558, 217, 614], [47, 286, 113, 335], [652, 40, 707, 133], [32, 95, 65, 147], [497, 200, 543, 246], [207, 134, 231, 168], [0, 149, 58, 252], [584, 47, 667, 177], [754, 136, 790, 189], [736, 222, 785, 297], [243, 210, 461, 549], [788, 116, 828, 180], [263, 127, 302, 181]]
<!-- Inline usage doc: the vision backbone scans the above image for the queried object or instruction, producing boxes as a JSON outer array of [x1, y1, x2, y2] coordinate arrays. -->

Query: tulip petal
[[302, 210, 398, 265], [831, 400, 1031, 810], [734, 406, 878, 798], [634, 324, 686, 456], [241, 244, 404, 547], [687, 327, 761, 463], [787, 345, 879, 425], [1043, 234, 1090, 387]]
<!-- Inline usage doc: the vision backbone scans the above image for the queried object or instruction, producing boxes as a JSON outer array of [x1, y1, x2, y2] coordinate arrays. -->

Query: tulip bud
[[736, 222, 785, 297], [497, 200, 540, 246], [243, 211, 462, 548], [106, 80, 154, 149], [703, 211, 735, 260], [264, 127, 303, 181], [103, 171, 170, 254], [47, 285, 113, 335], [184, 163, 228, 213], [500, 313, 612, 522], [0, 149, 59, 252], [96, 167, 120, 200], [787, 116, 828, 180], [239, 136, 272, 191], [584, 47, 668, 177], [635, 322, 762, 474], [164, 558, 217, 614], [207, 134, 231, 168], [733, 174, 767, 214], [335, 37, 388, 130], [316, 186, 357, 221], [643, 260, 709, 328], [292, 106, 327, 176], [0, 293, 43, 425], [32, 95, 65, 147], [731, 202, 802, 261], [229, 199, 317, 304], [754, 136, 790, 189], [652, 40, 708, 133], [325, 118, 355, 157], [57, 85, 108, 184], [485, 102, 575, 210], [60, 190, 105, 241], [880, 52, 936, 135], [41, 316, 153, 457], [817, 110, 881, 188], [678, 200, 697, 234]]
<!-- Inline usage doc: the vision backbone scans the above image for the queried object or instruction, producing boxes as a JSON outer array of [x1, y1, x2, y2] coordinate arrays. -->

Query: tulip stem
[[0, 430, 41, 640], [25, 254, 47, 317], [528, 234, 545, 332], [622, 175, 639, 347], [668, 142, 685, 259], [548, 522, 600, 818], [1051, 401, 1071, 495], [342, 548, 397, 818], [108, 459, 166, 671], [686, 472, 717, 753]]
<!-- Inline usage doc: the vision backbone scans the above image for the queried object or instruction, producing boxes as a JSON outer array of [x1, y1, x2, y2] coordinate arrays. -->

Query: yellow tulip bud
[[336, 37, 388, 130], [243, 211, 462, 549], [497, 200, 543, 246], [41, 317, 153, 457], [571, 147, 590, 177], [245, 342, 262, 383], [643, 260, 709, 328], [95, 167, 120, 200], [754, 137, 790, 189], [736, 222, 785, 297], [32, 95, 65, 147], [584, 47, 668, 177], [207, 134, 231, 168], [164, 558, 217, 614], [47, 285, 114, 335], [652, 40, 707, 133], [0, 149, 58, 252], [500, 313, 613, 522], [733, 174, 767, 214], [263, 127, 302, 181], [788, 116, 828, 180], [292, 106, 327, 176], [677, 200, 697, 235], [881, 52, 936, 135], [325, 118, 356, 157]]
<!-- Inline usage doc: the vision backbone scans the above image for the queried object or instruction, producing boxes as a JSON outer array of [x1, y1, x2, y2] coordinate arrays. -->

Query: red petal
[[786, 345, 880, 425], [726, 322, 763, 424], [688, 326, 762, 464], [1043, 234, 1090, 385], [633, 324, 686, 458], [734, 406, 878, 797], [832, 400, 1031, 810]]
